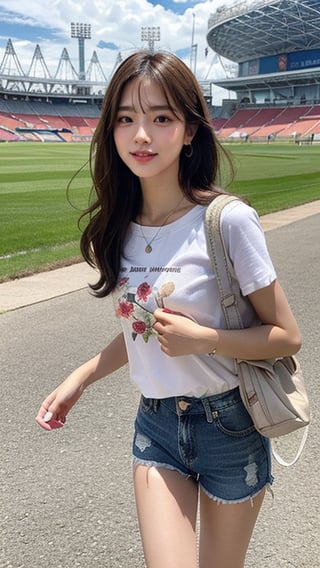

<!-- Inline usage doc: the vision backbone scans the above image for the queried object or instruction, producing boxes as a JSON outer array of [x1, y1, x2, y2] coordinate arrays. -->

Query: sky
[[0, 0, 240, 104]]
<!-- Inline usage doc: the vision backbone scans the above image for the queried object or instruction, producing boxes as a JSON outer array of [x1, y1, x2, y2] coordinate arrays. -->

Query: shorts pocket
[[215, 400, 256, 438]]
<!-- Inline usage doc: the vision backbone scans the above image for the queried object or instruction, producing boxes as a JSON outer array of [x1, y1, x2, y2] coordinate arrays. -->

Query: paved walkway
[[1, 200, 320, 313]]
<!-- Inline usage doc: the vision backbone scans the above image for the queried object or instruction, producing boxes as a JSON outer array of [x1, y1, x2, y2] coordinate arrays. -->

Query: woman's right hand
[[35, 333, 128, 431], [35, 374, 85, 431]]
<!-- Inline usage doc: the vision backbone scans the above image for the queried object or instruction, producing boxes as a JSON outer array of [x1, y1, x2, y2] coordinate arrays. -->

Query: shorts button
[[178, 400, 191, 411]]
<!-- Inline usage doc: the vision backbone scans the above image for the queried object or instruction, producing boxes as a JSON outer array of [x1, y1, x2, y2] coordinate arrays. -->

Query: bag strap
[[271, 428, 309, 467], [205, 194, 308, 467], [205, 194, 243, 330]]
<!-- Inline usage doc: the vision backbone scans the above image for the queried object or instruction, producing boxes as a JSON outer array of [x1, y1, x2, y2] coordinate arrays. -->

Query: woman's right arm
[[35, 332, 127, 429]]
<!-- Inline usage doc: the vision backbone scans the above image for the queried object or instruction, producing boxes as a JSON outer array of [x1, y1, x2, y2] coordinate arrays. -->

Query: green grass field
[[0, 143, 91, 281], [0, 141, 319, 281]]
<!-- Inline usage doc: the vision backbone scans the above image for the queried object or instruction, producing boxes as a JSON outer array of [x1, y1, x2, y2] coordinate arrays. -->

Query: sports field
[[0, 141, 319, 281]]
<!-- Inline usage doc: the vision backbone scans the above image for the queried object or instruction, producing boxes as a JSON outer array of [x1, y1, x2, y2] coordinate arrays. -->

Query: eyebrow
[[117, 104, 175, 112]]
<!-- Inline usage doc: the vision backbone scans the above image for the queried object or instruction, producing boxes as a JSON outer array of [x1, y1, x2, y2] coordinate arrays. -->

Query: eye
[[117, 115, 132, 124], [155, 115, 171, 124]]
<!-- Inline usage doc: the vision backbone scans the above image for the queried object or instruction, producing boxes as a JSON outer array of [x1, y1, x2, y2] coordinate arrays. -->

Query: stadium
[[1, 0, 320, 282], [208, 0, 320, 142], [1, 0, 320, 144]]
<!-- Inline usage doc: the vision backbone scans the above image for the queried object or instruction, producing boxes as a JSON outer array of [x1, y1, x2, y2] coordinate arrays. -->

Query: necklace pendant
[[145, 244, 152, 254]]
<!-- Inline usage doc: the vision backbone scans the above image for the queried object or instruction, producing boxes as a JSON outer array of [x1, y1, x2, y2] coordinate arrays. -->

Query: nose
[[134, 123, 151, 144]]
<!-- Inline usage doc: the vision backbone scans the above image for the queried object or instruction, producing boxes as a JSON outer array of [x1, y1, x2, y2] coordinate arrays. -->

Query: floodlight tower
[[190, 13, 198, 76], [141, 27, 160, 53], [71, 22, 91, 80]]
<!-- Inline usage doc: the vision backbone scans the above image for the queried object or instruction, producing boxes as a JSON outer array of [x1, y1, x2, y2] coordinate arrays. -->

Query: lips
[[130, 151, 157, 162], [131, 151, 157, 157]]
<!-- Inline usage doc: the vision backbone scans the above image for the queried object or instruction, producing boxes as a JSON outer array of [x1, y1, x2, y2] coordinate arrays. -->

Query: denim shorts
[[132, 387, 273, 504]]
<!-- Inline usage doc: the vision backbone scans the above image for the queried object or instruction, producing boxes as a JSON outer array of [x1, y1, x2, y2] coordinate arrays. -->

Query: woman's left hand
[[153, 308, 211, 357]]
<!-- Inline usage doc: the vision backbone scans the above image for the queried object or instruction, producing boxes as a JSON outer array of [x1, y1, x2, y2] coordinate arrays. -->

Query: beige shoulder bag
[[205, 194, 310, 466]]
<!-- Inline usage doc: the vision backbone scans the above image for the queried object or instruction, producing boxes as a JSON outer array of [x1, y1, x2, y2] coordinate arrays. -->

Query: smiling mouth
[[131, 151, 157, 157]]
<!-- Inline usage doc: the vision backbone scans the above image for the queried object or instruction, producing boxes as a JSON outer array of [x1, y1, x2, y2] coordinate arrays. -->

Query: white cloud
[[0, 0, 239, 103]]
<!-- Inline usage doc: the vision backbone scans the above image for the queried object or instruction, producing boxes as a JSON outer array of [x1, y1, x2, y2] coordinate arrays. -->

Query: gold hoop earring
[[184, 143, 193, 158]]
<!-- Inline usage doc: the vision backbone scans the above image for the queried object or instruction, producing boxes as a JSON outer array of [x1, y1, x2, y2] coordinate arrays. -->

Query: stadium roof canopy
[[207, 0, 320, 63], [213, 66, 320, 90]]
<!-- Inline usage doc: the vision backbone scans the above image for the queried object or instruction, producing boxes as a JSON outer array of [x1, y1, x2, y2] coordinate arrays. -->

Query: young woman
[[36, 51, 301, 568]]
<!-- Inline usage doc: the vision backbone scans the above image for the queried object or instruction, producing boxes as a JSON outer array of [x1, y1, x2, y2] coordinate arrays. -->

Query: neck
[[139, 180, 189, 226], [140, 193, 190, 226]]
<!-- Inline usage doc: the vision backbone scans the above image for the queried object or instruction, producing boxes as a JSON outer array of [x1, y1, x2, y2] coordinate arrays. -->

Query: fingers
[[152, 315, 172, 356], [35, 400, 66, 431], [153, 307, 171, 322], [35, 413, 65, 431], [35, 377, 84, 431], [154, 307, 184, 319], [153, 308, 202, 357], [153, 308, 177, 334], [153, 308, 197, 323]]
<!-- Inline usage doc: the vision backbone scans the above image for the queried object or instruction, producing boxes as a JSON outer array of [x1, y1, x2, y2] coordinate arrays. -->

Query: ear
[[184, 123, 198, 145]]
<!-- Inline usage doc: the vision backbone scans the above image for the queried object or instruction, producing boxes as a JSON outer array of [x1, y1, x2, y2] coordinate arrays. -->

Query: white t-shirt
[[113, 200, 276, 398]]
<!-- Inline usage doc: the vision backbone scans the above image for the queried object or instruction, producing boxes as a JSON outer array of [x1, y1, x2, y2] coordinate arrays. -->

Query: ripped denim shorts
[[132, 387, 273, 504]]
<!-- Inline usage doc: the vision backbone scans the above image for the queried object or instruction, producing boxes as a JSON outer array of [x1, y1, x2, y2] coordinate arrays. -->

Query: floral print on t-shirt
[[115, 277, 175, 343]]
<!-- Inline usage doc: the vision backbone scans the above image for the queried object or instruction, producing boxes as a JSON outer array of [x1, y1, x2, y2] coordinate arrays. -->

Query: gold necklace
[[138, 195, 185, 254]]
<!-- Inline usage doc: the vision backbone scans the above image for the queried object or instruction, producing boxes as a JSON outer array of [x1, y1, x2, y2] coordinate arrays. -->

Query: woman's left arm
[[214, 279, 302, 360], [153, 279, 302, 360]]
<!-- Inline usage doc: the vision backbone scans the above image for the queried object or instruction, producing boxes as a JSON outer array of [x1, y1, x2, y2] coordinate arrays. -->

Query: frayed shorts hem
[[132, 457, 273, 505], [132, 457, 192, 480], [200, 481, 273, 506]]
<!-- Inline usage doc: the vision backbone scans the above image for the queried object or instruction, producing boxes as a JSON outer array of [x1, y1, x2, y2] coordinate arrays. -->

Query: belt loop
[[153, 399, 160, 413], [201, 398, 213, 423]]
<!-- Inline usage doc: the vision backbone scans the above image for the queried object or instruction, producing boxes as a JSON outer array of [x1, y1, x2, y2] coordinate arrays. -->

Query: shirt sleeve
[[220, 200, 277, 296]]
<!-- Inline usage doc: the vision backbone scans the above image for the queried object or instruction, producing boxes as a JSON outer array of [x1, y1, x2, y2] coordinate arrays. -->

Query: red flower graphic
[[137, 282, 152, 302], [116, 301, 134, 319], [117, 277, 129, 288], [132, 321, 147, 334]]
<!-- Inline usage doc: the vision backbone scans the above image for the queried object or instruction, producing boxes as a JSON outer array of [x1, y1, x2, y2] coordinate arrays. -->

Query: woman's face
[[113, 78, 193, 184]]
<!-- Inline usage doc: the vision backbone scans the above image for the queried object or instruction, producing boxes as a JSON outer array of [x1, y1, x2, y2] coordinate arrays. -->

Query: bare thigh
[[133, 465, 198, 568], [199, 487, 266, 568]]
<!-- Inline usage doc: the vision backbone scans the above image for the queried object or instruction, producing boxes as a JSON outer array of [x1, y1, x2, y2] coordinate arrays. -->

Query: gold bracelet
[[208, 347, 217, 357]]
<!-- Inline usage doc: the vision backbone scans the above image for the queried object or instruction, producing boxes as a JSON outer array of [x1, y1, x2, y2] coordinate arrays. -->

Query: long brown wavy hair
[[80, 50, 233, 297]]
